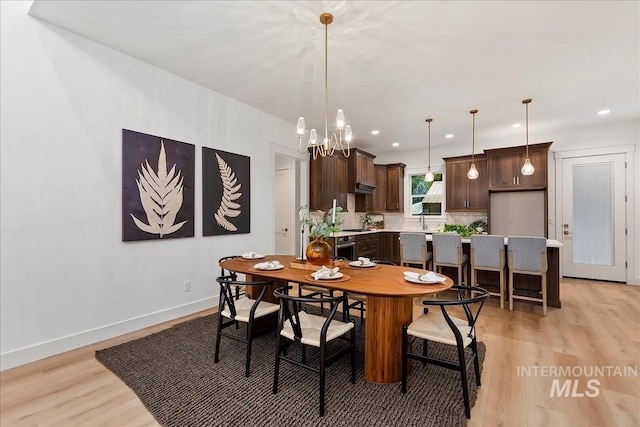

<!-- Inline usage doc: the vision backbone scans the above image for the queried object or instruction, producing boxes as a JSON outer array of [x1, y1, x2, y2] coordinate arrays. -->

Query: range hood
[[354, 182, 376, 195]]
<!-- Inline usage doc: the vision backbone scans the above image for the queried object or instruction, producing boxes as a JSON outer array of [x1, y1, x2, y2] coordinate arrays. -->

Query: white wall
[[0, 2, 295, 370]]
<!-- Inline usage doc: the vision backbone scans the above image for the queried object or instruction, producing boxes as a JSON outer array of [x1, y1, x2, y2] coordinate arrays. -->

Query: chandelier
[[297, 13, 352, 159]]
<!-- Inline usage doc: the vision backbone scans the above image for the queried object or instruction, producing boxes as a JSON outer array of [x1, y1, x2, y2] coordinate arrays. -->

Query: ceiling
[[28, 1, 639, 154]]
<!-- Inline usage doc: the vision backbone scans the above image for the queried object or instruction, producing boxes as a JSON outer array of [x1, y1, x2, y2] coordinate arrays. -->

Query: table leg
[[364, 295, 413, 383]]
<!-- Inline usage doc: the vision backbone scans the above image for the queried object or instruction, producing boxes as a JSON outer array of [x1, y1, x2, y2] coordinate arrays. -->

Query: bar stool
[[399, 233, 432, 270], [470, 234, 506, 309], [507, 236, 548, 315], [432, 233, 468, 285]]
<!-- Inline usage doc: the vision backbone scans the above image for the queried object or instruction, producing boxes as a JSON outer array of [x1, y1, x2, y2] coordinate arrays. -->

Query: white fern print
[[130, 141, 187, 237], [214, 153, 242, 232]]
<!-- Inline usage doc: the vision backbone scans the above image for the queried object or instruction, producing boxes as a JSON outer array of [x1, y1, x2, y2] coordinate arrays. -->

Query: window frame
[[404, 165, 446, 220]]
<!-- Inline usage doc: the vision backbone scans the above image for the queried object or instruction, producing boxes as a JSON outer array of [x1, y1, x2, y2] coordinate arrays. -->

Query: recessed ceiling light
[[512, 123, 522, 128], [392, 142, 399, 147], [371, 130, 380, 135], [445, 134, 453, 139], [597, 109, 610, 115]]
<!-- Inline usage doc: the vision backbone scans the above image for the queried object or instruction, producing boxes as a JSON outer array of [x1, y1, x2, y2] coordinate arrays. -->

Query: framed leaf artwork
[[202, 147, 250, 235], [122, 129, 195, 241]]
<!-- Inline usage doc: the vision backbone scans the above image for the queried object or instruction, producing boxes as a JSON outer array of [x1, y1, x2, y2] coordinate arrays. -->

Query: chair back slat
[[215, 275, 272, 320], [399, 233, 427, 263], [433, 233, 462, 265], [470, 235, 505, 268], [274, 286, 349, 342], [508, 236, 547, 272]]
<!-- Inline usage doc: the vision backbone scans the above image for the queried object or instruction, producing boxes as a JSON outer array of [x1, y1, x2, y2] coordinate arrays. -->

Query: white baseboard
[[0, 297, 216, 371]]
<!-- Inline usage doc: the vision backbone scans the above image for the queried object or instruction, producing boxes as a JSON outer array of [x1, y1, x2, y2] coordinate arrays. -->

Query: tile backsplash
[[339, 194, 487, 231]]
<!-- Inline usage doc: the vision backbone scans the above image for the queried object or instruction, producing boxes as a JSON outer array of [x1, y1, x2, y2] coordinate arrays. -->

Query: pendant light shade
[[425, 118, 434, 182], [521, 98, 535, 176], [467, 109, 479, 180]]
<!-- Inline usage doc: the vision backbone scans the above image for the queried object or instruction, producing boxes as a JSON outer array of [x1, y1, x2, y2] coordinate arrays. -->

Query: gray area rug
[[96, 313, 485, 427]]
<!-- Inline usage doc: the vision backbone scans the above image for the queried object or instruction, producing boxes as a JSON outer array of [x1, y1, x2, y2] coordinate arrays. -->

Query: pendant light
[[425, 118, 434, 182], [467, 109, 479, 180], [521, 98, 535, 176]]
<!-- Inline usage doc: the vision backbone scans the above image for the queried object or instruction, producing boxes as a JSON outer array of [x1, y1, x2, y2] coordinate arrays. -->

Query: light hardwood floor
[[1, 278, 639, 426]]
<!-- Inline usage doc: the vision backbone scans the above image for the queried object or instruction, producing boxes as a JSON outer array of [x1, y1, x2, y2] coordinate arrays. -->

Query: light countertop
[[333, 229, 562, 247]]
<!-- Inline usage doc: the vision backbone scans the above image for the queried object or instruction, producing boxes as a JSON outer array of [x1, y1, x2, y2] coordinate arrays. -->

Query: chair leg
[[422, 338, 428, 366], [214, 313, 223, 363], [471, 338, 481, 386], [401, 326, 408, 394], [508, 269, 514, 311], [499, 267, 505, 310], [457, 345, 471, 419], [542, 274, 547, 316], [319, 344, 326, 417], [245, 320, 254, 377], [350, 328, 356, 384], [273, 336, 282, 394]]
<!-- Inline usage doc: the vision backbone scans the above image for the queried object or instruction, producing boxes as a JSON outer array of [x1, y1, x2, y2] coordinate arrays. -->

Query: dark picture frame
[[202, 147, 250, 235], [122, 129, 195, 241]]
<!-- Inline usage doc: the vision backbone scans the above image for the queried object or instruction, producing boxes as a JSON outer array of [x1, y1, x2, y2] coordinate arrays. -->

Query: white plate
[[255, 264, 284, 270], [242, 253, 265, 259], [349, 261, 375, 268], [316, 272, 344, 280], [404, 275, 443, 285]]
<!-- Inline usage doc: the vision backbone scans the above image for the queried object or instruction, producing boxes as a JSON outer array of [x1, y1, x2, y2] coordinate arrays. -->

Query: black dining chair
[[219, 255, 244, 299], [273, 286, 356, 416], [402, 285, 490, 419], [214, 275, 279, 377]]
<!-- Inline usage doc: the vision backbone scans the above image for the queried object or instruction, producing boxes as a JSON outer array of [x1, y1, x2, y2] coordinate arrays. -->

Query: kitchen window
[[409, 170, 443, 217]]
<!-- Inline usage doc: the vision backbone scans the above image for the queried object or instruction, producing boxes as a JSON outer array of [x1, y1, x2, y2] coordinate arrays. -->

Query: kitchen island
[[332, 230, 562, 308]]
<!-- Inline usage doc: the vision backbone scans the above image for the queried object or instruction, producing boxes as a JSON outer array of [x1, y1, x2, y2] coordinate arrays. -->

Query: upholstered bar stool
[[432, 233, 468, 286], [470, 234, 506, 309], [399, 233, 432, 270], [507, 236, 548, 315]]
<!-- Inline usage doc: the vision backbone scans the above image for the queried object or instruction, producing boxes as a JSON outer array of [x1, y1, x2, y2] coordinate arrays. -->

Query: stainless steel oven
[[333, 235, 356, 261]]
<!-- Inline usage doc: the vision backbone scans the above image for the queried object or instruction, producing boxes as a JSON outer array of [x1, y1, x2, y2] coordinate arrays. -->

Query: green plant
[[298, 204, 343, 239], [469, 220, 488, 232], [442, 223, 474, 238], [361, 214, 374, 228]]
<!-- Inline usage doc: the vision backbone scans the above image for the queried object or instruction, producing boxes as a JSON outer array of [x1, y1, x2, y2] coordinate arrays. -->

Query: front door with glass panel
[[561, 154, 626, 282]]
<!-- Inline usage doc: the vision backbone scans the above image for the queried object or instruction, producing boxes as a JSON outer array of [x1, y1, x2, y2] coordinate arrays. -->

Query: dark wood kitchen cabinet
[[444, 155, 488, 212], [309, 152, 348, 211], [348, 148, 376, 194], [379, 232, 400, 265], [355, 233, 380, 260], [355, 163, 404, 213], [385, 163, 405, 212], [486, 142, 551, 190]]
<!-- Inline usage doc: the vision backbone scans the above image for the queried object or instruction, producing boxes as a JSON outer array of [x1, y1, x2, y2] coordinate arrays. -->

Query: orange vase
[[305, 238, 332, 266]]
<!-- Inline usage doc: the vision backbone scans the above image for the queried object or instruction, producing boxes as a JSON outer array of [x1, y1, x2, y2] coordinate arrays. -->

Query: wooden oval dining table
[[219, 255, 453, 384]]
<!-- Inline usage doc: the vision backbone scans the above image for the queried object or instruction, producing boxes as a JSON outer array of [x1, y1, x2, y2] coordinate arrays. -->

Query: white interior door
[[561, 154, 626, 282], [274, 162, 294, 255]]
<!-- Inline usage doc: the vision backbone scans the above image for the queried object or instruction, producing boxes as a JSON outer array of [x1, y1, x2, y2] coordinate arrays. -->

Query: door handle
[[282, 228, 288, 232], [563, 230, 572, 235]]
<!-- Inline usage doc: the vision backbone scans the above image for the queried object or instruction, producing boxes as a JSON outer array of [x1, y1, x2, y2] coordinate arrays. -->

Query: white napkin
[[311, 265, 340, 280], [254, 260, 280, 270], [403, 271, 446, 283], [356, 257, 371, 266], [242, 251, 261, 259]]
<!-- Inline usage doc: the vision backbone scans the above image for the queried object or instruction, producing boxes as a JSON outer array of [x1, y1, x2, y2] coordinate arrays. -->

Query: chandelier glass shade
[[521, 98, 535, 176], [297, 13, 352, 159], [467, 109, 479, 180], [425, 118, 434, 182]]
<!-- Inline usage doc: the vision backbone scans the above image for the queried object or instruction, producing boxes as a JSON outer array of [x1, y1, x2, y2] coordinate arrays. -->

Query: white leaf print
[[130, 141, 187, 237], [214, 153, 242, 231]]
